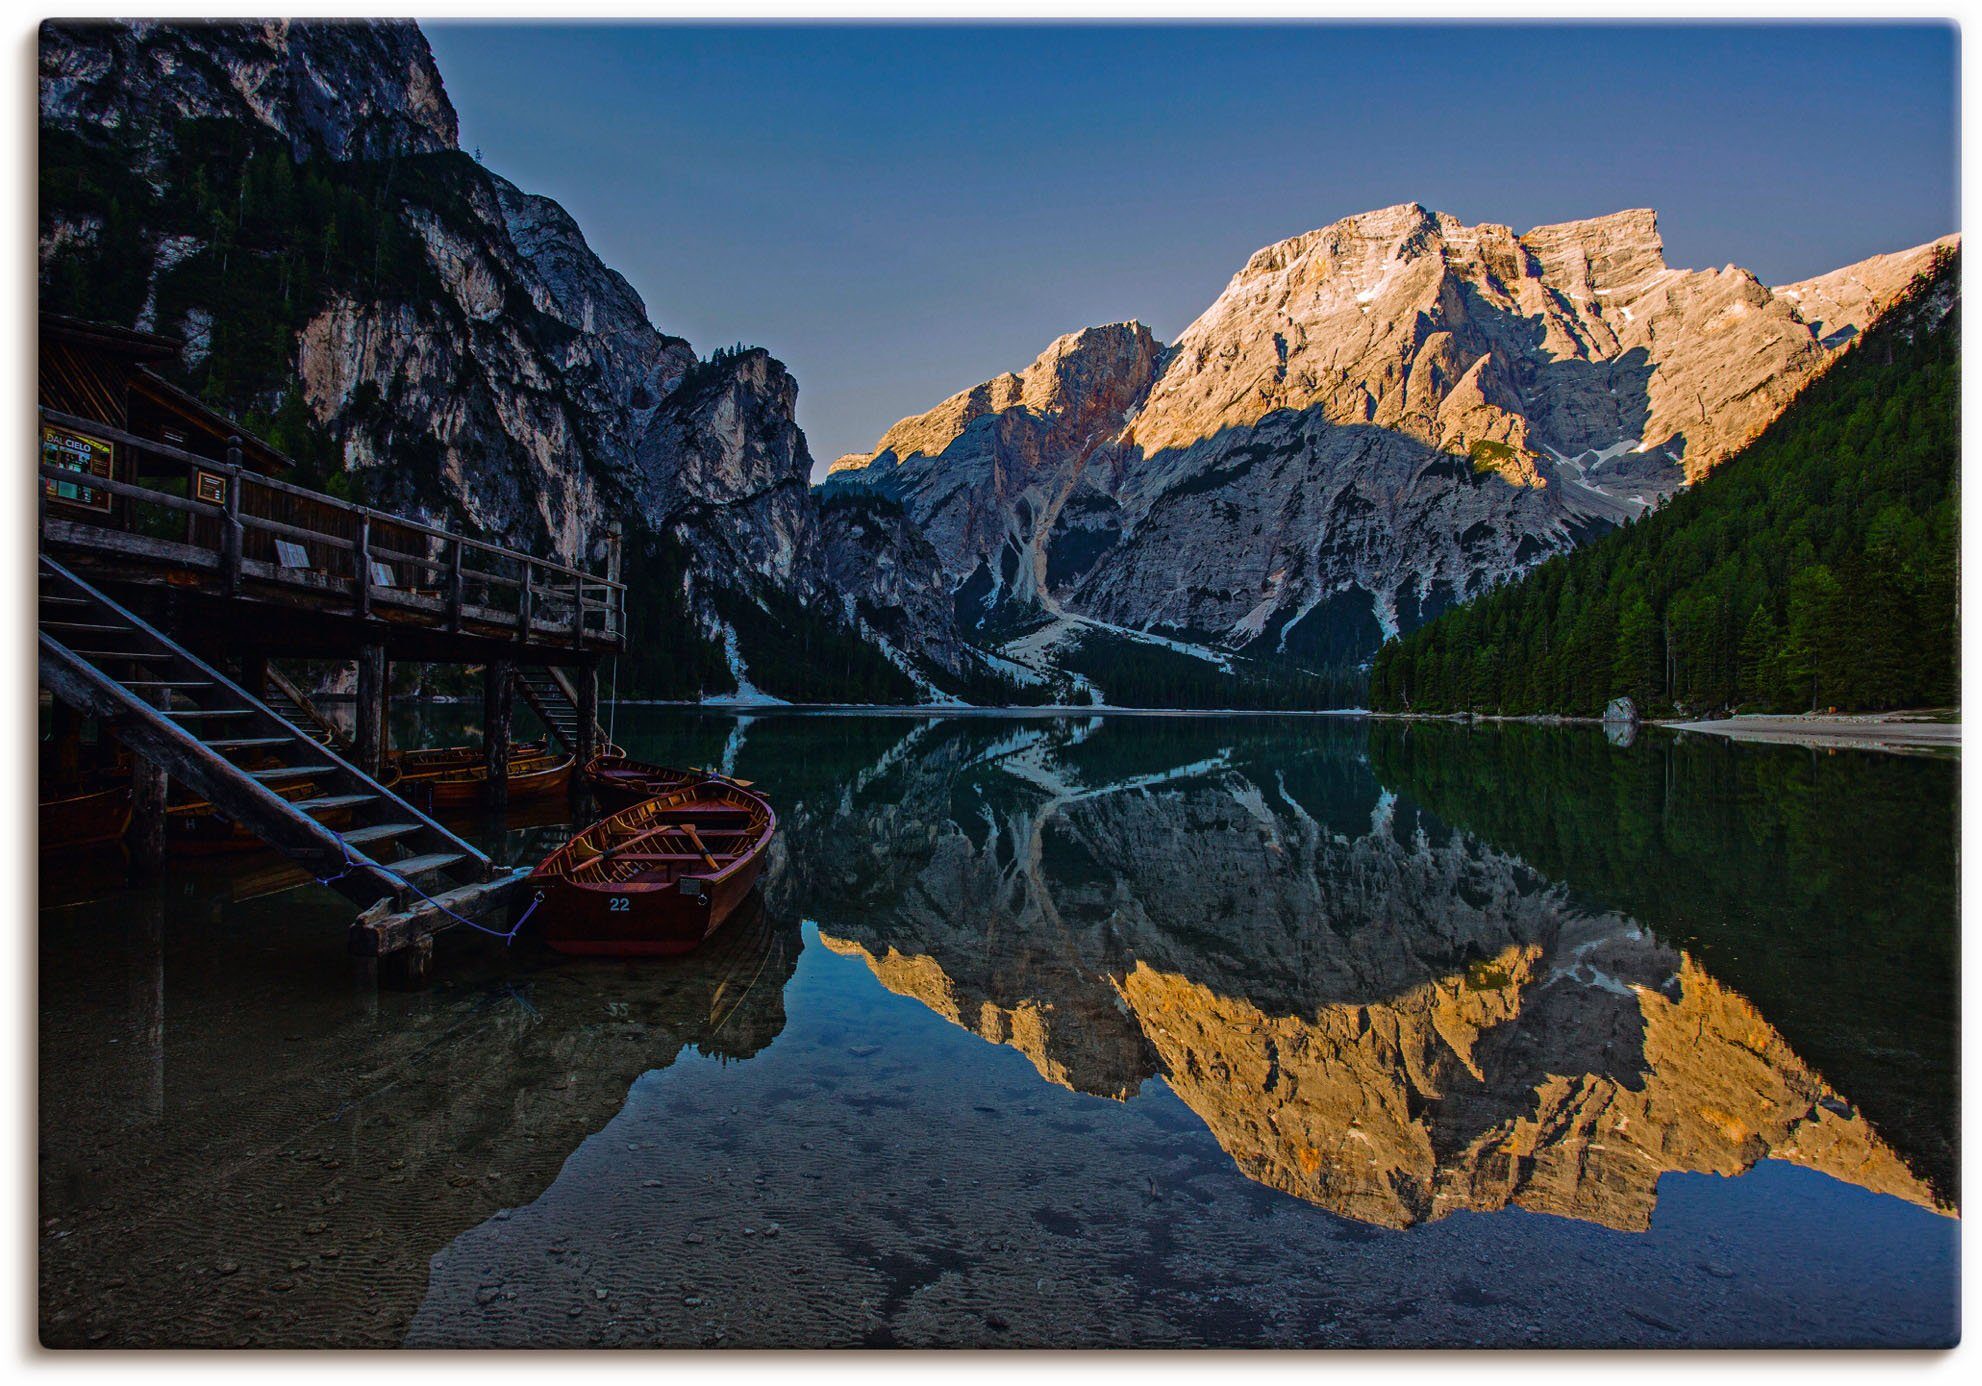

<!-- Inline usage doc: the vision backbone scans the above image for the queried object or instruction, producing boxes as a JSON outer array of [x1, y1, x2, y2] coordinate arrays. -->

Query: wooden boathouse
[[37, 313, 627, 981]]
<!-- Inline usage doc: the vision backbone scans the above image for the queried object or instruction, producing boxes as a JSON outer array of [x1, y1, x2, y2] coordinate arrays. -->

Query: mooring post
[[355, 643, 386, 777], [484, 657, 515, 813], [575, 660, 600, 765]]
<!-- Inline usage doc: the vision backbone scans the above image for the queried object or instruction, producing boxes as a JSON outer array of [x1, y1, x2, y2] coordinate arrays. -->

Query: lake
[[38, 710, 1959, 1347]]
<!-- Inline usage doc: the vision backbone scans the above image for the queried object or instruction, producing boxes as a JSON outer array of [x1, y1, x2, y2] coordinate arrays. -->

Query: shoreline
[[352, 694, 1960, 752], [1659, 711, 1961, 754]]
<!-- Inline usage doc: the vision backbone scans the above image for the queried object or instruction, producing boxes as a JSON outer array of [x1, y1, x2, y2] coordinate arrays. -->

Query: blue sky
[[424, 22, 1958, 477]]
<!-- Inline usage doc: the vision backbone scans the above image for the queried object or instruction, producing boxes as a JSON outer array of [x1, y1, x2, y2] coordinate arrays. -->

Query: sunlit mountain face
[[770, 716, 1953, 1232]]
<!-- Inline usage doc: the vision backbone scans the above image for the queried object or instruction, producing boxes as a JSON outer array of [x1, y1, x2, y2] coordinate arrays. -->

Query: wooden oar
[[680, 822, 722, 872]]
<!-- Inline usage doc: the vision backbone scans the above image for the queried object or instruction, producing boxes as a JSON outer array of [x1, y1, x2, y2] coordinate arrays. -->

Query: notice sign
[[41, 424, 113, 512]]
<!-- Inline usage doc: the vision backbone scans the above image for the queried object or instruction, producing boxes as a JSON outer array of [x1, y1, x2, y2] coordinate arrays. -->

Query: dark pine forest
[[1369, 248, 1958, 717]]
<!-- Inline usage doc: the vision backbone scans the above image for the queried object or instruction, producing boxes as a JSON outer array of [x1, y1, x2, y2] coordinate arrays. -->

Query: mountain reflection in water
[[776, 715, 1951, 1233], [39, 710, 1957, 1348]]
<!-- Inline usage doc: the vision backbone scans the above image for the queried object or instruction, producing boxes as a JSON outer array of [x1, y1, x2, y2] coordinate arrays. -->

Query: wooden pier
[[37, 313, 627, 979]]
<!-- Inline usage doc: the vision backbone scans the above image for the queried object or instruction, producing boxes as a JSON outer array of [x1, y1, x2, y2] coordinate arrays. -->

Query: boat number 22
[[609, 897, 630, 912]]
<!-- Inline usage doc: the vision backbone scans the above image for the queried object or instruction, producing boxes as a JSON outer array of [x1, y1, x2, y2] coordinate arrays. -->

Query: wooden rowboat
[[40, 782, 132, 853], [531, 779, 777, 956], [582, 752, 732, 813], [393, 740, 544, 779], [395, 741, 571, 809]]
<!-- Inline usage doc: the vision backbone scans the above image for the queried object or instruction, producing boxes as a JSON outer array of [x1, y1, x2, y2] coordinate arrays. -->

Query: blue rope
[[317, 840, 541, 944]]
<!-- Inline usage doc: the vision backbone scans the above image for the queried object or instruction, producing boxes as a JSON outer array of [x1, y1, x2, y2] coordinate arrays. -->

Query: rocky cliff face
[[829, 204, 1954, 673], [39, 18, 457, 166], [39, 18, 965, 699]]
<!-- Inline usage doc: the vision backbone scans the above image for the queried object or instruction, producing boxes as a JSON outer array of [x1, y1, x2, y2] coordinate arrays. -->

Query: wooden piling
[[575, 661, 599, 765], [355, 643, 386, 777], [127, 691, 168, 876], [484, 658, 514, 812]]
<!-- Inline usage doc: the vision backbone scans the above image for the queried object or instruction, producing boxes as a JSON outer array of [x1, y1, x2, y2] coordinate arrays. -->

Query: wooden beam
[[484, 658, 514, 812], [575, 661, 599, 766], [355, 643, 385, 777], [351, 867, 531, 957], [354, 512, 373, 618], [126, 687, 168, 877]]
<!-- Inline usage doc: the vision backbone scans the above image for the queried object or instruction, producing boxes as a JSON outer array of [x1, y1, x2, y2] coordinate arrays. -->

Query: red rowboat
[[531, 779, 777, 956], [582, 752, 740, 813], [395, 741, 572, 809]]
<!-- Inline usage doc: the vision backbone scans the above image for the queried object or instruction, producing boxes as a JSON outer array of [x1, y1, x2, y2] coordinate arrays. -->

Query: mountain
[[828, 203, 1954, 685], [38, 18, 987, 702], [1368, 245, 1958, 717]]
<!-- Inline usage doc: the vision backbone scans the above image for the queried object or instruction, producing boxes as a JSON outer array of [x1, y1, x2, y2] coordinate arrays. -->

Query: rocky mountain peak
[[831, 203, 1957, 681], [830, 320, 1160, 477], [40, 18, 458, 168]]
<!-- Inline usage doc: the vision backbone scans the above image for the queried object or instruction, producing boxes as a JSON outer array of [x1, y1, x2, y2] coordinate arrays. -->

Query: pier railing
[[38, 405, 624, 651]]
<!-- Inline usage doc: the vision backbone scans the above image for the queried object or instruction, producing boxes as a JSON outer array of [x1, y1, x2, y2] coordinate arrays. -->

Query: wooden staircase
[[262, 662, 354, 753], [517, 665, 604, 758], [38, 556, 528, 966]]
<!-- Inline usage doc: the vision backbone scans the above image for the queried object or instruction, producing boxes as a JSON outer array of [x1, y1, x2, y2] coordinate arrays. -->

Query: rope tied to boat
[[318, 840, 542, 944]]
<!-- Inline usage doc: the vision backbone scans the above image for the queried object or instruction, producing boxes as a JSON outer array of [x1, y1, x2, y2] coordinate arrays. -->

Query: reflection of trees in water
[[775, 716, 1951, 1231], [1368, 720, 1958, 1206]]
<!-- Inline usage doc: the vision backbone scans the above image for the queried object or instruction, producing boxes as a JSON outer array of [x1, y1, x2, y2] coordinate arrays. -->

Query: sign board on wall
[[41, 424, 114, 512]]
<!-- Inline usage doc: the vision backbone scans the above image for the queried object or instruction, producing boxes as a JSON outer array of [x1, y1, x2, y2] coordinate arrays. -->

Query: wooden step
[[389, 851, 465, 879], [40, 595, 89, 607], [203, 736, 292, 750], [124, 680, 212, 690], [166, 708, 253, 719], [251, 764, 333, 781], [342, 822, 421, 846], [43, 621, 135, 634], [294, 793, 377, 812], [73, 649, 173, 661]]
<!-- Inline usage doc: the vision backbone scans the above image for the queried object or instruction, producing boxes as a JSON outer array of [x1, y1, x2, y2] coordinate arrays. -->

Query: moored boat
[[40, 781, 132, 853], [531, 779, 777, 956], [394, 740, 571, 809], [582, 752, 731, 813]]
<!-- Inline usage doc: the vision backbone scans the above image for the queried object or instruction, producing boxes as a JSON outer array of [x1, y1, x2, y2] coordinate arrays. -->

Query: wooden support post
[[127, 692, 168, 878], [604, 520, 625, 644], [355, 512, 373, 619], [572, 580, 585, 648], [575, 661, 599, 766], [484, 658, 514, 813], [447, 538, 465, 632], [355, 643, 386, 778], [379, 934, 434, 991], [519, 565, 534, 642], [222, 438, 244, 599]]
